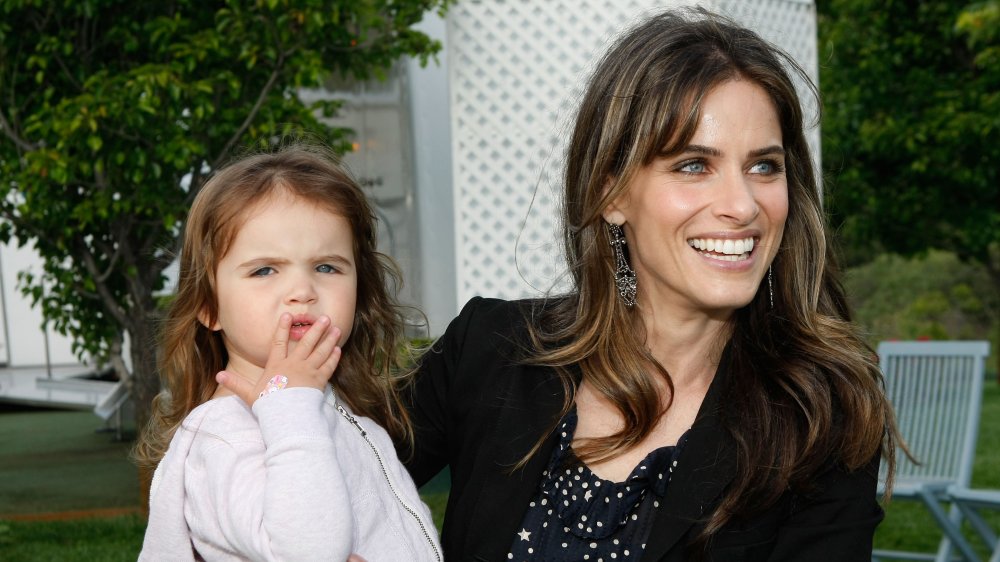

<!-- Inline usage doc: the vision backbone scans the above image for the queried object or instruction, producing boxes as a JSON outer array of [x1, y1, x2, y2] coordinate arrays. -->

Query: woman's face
[[604, 79, 788, 318]]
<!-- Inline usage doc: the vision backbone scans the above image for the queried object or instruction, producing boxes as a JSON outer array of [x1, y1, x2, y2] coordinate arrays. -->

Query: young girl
[[135, 144, 441, 562]]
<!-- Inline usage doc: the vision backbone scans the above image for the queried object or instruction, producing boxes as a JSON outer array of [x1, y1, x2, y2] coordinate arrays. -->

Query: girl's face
[[604, 79, 788, 318], [207, 190, 358, 380]]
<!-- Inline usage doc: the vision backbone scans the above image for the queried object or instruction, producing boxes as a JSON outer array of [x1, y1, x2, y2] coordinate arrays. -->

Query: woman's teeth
[[688, 237, 755, 260]]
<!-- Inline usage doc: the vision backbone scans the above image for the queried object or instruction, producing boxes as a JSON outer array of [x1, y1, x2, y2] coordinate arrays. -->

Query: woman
[[400, 8, 897, 561]]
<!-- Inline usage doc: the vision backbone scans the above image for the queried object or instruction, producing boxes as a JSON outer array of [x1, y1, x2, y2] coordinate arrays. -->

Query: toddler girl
[[136, 144, 441, 562]]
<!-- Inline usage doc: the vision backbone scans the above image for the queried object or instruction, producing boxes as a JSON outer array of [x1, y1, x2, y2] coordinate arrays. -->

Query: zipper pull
[[336, 404, 367, 437]]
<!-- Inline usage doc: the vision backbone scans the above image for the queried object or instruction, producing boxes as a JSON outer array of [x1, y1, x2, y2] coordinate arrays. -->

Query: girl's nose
[[285, 274, 318, 304]]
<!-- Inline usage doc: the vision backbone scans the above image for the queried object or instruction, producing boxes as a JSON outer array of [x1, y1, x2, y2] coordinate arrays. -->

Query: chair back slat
[[878, 341, 989, 488]]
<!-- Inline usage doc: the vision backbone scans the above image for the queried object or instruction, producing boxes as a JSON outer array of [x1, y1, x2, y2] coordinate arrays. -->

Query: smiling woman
[[602, 79, 789, 319], [398, 7, 901, 562]]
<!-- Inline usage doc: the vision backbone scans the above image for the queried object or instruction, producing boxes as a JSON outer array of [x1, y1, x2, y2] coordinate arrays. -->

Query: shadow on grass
[[0, 404, 139, 517]]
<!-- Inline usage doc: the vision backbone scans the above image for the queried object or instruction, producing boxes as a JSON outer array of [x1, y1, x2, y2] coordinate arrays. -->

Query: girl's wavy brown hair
[[524, 7, 899, 541], [134, 143, 412, 469]]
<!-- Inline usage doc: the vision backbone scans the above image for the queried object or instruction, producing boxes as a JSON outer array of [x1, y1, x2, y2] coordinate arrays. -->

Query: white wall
[[407, 13, 458, 337], [0, 239, 79, 366]]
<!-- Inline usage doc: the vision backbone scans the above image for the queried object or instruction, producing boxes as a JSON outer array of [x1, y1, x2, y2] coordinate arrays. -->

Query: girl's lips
[[288, 315, 316, 341]]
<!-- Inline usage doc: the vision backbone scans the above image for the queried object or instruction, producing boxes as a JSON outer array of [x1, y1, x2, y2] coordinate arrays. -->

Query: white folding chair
[[873, 340, 991, 562], [948, 486, 1000, 562]]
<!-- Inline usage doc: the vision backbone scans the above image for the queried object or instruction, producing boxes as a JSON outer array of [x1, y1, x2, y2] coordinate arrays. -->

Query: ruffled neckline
[[540, 408, 688, 540]]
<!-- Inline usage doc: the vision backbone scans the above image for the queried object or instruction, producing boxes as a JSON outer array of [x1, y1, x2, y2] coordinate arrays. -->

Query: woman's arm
[[766, 455, 883, 561], [398, 297, 484, 486]]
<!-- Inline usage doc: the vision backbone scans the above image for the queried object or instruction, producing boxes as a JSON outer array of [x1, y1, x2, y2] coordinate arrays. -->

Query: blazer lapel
[[467, 363, 566, 561], [641, 354, 738, 561]]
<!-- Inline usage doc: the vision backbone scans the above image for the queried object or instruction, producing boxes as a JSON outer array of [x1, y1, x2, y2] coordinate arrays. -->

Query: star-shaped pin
[[518, 528, 531, 542]]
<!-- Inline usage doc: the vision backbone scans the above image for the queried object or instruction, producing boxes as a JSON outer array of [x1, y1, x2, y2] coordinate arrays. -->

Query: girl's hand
[[216, 313, 342, 406]]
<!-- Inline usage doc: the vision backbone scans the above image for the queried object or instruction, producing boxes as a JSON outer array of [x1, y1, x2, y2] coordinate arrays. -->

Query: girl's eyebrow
[[237, 254, 353, 269], [317, 254, 353, 267], [238, 257, 289, 269]]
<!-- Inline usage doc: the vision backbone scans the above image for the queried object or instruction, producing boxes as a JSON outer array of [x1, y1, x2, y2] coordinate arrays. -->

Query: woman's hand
[[216, 312, 342, 405]]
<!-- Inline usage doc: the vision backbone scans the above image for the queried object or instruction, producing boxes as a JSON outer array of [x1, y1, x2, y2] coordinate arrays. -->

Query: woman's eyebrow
[[681, 144, 722, 157], [747, 145, 785, 158], [678, 145, 785, 159]]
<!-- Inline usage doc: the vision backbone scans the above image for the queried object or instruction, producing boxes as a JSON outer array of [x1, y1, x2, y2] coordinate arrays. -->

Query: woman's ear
[[602, 204, 626, 226], [601, 177, 628, 225]]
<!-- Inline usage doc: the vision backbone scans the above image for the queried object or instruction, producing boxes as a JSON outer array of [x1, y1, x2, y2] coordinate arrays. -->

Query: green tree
[[818, 0, 1000, 285], [0, 0, 449, 434], [845, 250, 997, 345]]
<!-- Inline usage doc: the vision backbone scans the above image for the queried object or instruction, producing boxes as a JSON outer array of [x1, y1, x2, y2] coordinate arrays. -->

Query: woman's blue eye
[[316, 264, 337, 274], [750, 160, 784, 174], [251, 266, 275, 277], [678, 160, 706, 174]]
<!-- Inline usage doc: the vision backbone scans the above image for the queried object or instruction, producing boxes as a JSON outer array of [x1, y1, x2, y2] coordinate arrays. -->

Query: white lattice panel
[[449, 0, 818, 305]]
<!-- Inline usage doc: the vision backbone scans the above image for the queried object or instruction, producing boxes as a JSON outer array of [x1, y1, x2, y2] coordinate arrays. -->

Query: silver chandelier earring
[[607, 222, 637, 307], [768, 265, 774, 309]]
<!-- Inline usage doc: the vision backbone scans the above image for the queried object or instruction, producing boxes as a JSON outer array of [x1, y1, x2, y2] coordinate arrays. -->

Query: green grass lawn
[[1, 382, 998, 560], [0, 404, 139, 517]]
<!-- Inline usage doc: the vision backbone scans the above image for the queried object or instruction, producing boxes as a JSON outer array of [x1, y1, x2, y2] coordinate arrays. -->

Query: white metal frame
[[874, 340, 991, 562]]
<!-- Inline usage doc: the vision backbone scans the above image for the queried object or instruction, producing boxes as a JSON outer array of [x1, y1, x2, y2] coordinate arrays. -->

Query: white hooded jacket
[[139, 386, 441, 562]]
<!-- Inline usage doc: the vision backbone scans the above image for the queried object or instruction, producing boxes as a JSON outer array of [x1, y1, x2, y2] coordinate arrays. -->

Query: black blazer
[[400, 297, 883, 561]]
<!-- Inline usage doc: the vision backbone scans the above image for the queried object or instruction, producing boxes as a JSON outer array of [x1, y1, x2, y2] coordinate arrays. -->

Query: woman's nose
[[715, 172, 760, 225]]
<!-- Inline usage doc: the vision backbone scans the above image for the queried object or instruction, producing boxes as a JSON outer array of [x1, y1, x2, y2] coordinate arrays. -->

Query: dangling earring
[[768, 265, 774, 309], [607, 222, 637, 307]]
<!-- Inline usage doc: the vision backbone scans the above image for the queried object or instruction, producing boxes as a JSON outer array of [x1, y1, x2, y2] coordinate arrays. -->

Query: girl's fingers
[[268, 313, 293, 363], [308, 326, 341, 368], [291, 316, 330, 358], [216, 370, 256, 405], [322, 346, 343, 376]]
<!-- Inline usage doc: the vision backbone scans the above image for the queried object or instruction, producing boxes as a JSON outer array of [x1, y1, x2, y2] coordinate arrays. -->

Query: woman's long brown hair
[[524, 7, 899, 539], [134, 143, 412, 469]]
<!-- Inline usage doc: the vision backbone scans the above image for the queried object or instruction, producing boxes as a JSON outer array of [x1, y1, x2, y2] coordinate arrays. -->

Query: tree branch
[[210, 13, 292, 172], [0, 207, 49, 242], [50, 51, 83, 93], [92, 235, 122, 284], [112, 126, 156, 149], [0, 110, 38, 152], [210, 55, 285, 171], [75, 238, 130, 327]]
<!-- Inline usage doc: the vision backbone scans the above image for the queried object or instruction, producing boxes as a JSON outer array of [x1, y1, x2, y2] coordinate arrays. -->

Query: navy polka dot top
[[506, 407, 688, 561]]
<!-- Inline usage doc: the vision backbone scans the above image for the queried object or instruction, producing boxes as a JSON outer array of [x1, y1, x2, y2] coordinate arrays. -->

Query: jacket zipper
[[335, 403, 443, 562]]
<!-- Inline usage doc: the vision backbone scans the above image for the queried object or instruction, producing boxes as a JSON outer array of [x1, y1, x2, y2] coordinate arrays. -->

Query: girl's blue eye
[[316, 264, 337, 274], [251, 266, 275, 277]]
